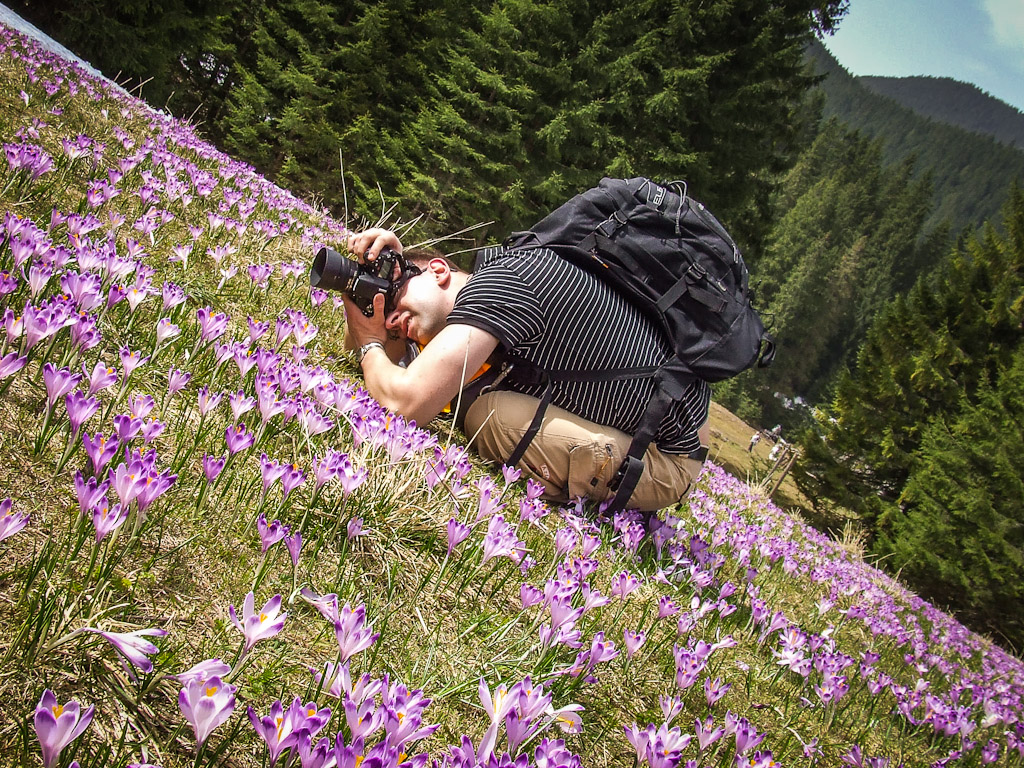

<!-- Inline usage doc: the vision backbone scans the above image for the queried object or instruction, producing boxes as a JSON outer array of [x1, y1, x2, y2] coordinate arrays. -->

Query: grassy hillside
[[1, 22, 1023, 768]]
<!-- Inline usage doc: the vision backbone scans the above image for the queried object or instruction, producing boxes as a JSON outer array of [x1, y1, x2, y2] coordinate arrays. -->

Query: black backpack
[[476, 177, 774, 511]]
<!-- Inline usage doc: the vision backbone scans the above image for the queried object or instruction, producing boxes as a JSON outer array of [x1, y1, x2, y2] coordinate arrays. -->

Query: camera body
[[309, 246, 407, 317]]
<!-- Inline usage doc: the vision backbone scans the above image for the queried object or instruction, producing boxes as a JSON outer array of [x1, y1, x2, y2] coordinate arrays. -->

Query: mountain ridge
[[806, 40, 1024, 236], [858, 74, 1024, 148]]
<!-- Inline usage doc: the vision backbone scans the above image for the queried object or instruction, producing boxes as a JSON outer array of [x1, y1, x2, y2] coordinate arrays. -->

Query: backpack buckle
[[597, 210, 628, 238], [685, 261, 708, 281], [480, 363, 514, 395], [609, 455, 644, 491]]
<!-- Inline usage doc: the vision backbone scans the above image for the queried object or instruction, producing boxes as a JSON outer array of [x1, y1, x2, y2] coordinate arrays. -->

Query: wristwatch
[[356, 340, 385, 364]]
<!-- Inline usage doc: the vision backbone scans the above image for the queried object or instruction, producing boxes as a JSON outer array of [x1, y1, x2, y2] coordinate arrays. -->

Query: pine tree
[[879, 347, 1024, 647], [798, 185, 1024, 535]]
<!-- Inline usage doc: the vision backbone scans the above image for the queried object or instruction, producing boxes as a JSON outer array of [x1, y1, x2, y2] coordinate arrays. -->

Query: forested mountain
[[859, 74, 1024, 148], [14, 0, 846, 260], [797, 189, 1024, 646], [807, 41, 1024, 237]]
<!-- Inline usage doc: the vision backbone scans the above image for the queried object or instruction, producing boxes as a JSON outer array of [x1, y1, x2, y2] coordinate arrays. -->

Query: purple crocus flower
[[733, 718, 765, 755], [175, 659, 231, 686], [554, 527, 577, 557], [83, 361, 118, 395], [74, 471, 109, 516], [446, 519, 471, 556], [43, 364, 82, 412], [229, 592, 287, 654], [110, 461, 146, 507], [658, 595, 679, 618], [0, 269, 18, 296], [250, 697, 332, 768], [65, 390, 100, 436], [90, 499, 128, 542], [281, 463, 306, 499], [178, 676, 236, 748], [478, 678, 521, 762], [119, 347, 149, 378], [155, 318, 180, 345], [167, 368, 191, 396], [247, 316, 269, 342], [338, 462, 368, 497], [33, 689, 94, 768], [140, 418, 166, 444], [610, 571, 640, 600], [295, 733, 334, 768], [274, 317, 293, 347], [229, 390, 256, 421], [623, 629, 646, 659], [285, 532, 303, 567], [202, 454, 227, 483], [257, 513, 289, 553], [107, 284, 127, 309], [225, 424, 255, 455], [83, 627, 167, 673], [520, 583, 544, 609], [0, 498, 29, 542], [113, 414, 143, 444], [334, 603, 379, 663], [481, 515, 525, 565], [346, 517, 364, 540], [0, 350, 27, 380], [136, 470, 177, 514], [247, 700, 296, 767], [196, 307, 229, 343], [197, 386, 223, 416], [259, 453, 287, 495], [695, 716, 725, 751]]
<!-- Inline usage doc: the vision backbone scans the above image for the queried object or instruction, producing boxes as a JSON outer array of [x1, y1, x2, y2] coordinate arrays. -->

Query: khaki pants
[[465, 390, 705, 512]]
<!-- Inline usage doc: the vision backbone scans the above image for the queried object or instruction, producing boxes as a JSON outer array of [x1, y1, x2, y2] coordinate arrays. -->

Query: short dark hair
[[403, 247, 460, 272]]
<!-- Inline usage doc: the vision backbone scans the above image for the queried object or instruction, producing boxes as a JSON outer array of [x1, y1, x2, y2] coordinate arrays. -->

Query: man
[[342, 227, 710, 512]]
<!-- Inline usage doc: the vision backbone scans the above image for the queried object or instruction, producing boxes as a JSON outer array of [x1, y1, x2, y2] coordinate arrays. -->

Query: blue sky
[[822, 0, 1024, 112]]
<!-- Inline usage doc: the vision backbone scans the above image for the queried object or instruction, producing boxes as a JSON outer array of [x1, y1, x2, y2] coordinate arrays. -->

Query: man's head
[[385, 248, 468, 345]]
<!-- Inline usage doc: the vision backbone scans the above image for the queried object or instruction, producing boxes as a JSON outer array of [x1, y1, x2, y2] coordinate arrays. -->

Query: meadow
[[0, 21, 1022, 768]]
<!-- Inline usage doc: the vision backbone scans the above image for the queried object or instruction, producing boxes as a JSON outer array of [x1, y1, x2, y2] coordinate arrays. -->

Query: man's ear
[[427, 257, 451, 286]]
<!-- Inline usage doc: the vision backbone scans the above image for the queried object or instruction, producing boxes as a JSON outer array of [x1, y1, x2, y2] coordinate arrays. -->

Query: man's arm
[[359, 322, 498, 425], [346, 293, 499, 424]]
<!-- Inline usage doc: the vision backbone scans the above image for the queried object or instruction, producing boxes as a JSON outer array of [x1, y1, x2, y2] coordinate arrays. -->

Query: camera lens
[[310, 247, 358, 292]]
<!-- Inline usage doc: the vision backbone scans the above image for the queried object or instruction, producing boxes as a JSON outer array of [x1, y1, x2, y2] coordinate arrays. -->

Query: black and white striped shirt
[[447, 246, 710, 454]]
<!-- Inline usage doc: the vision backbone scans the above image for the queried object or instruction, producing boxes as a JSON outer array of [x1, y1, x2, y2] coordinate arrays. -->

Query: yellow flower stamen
[[52, 704, 64, 717]]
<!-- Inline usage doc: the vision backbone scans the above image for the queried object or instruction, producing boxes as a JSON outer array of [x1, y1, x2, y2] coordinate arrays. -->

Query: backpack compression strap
[[497, 358, 698, 513], [500, 361, 661, 475], [606, 358, 696, 512]]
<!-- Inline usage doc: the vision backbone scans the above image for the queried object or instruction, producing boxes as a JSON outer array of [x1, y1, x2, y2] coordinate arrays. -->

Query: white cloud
[[982, 0, 1024, 58]]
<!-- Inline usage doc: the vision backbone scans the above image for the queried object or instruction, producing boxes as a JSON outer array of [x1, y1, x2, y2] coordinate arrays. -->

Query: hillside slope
[[807, 40, 1024, 236], [859, 74, 1024, 148]]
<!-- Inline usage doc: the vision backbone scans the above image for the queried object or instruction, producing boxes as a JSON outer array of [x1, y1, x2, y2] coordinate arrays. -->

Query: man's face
[[384, 263, 450, 345]]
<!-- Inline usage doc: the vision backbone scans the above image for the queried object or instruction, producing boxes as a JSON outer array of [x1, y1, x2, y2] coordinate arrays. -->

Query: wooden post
[[768, 446, 800, 499]]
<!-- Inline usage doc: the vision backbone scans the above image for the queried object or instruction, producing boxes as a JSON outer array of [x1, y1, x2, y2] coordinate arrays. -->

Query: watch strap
[[357, 341, 385, 364]]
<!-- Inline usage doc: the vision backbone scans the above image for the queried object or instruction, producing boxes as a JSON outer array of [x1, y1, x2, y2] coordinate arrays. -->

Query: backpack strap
[[606, 359, 695, 512], [500, 359, 661, 474]]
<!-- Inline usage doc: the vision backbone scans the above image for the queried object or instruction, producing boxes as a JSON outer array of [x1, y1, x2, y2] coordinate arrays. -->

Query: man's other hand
[[347, 228, 402, 262], [342, 292, 388, 347]]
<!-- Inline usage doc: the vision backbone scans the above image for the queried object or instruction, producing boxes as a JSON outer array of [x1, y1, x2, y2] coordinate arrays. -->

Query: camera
[[309, 246, 418, 317]]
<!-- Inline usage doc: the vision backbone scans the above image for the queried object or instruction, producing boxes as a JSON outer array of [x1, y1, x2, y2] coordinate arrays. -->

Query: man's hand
[[347, 228, 402, 262], [342, 292, 388, 348]]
